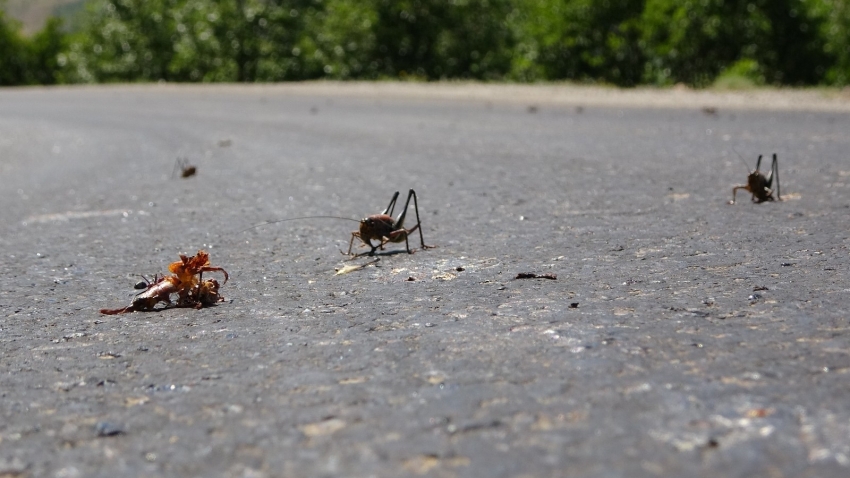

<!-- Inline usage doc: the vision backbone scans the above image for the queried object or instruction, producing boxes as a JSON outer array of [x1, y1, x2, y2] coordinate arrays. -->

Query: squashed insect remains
[[100, 250, 228, 315]]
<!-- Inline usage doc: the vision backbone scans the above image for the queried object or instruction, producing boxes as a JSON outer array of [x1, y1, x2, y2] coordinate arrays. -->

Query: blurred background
[[1, 0, 848, 87]]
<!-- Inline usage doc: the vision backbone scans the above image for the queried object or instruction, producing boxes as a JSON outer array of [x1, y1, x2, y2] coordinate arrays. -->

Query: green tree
[[295, 0, 378, 79], [510, 0, 645, 86], [640, 0, 828, 86], [70, 0, 182, 82], [71, 0, 324, 82], [806, 0, 850, 85], [0, 6, 28, 85], [254, 0, 322, 81], [56, 0, 847, 86], [370, 0, 514, 80], [168, 0, 274, 82], [0, 4, 68, 85], [27, 17, 68, 84]]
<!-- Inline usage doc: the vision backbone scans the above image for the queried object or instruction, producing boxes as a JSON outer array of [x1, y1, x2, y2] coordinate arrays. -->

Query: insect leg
[[755, 154, 763, 173], [388, 190, 415, 253], [393, 190, 414, 231], [771, 153, 780, 200], [729, 185, 749, 205], [347, 231, 360, 255], [201, 266, 229, 285], [195, 269, 204, 305], [171, 158, 183, 179], [764, 155, 773, 187], [391, 189, 433, 251], [408, 189, 430, 250], [134, 275, 151, 290], [383, 191, 400, 216]]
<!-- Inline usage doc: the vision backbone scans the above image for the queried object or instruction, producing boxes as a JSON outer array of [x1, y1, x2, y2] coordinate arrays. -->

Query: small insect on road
[[172, 157, 197, 179], [729, 153, 781, 204], [347, 189, 435, 257]]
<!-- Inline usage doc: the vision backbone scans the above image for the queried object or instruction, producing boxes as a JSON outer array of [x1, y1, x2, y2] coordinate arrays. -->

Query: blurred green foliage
[[0, 3, 66, 85], [806, 0, 850, 85], [370, 0, 514, 80], [510, 0, 645, 85], [641, 0, 830, 87], [2, 0, 850, 86]]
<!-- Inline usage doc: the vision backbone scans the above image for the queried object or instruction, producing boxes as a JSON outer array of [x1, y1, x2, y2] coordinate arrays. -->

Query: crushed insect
[[515, 273, 557, 280], [100, 250, 228, 315], [172, 157, 197, 179], [729, 152, 781, 204], [348, 189, 435, 257]]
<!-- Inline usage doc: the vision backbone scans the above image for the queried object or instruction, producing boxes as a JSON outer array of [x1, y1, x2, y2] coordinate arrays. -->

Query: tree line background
[[1, 0, 849, 87]]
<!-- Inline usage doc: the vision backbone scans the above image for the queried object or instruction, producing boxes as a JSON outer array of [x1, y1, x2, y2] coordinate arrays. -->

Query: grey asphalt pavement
[[1, 84, 850, 477]]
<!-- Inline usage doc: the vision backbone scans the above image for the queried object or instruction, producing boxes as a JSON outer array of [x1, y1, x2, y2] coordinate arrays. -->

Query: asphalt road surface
[[1, 84, 849, 477]]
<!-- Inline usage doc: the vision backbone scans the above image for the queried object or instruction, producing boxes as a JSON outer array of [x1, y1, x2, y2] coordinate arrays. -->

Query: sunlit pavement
[[1, 84, 849, 477]]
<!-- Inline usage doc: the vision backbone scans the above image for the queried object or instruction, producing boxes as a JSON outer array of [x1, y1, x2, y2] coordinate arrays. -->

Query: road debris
[[334, 258, 380, 275], [100, 250, 228, 314], [515, 272, 557, 280]]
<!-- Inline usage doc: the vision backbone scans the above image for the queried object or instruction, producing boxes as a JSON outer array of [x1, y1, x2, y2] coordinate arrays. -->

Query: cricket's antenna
[[731, 148, 753, 173], [236, 215, 361, 235]]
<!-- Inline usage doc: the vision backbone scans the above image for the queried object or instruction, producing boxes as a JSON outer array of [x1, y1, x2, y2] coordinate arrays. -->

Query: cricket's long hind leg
[[383, 191, 400, 216], [408, 189, 434, 250], [393, 190, 425, 251], [393, 190, 414, 230], [772, 153, 781, 200], [764, 155, 773, 188]]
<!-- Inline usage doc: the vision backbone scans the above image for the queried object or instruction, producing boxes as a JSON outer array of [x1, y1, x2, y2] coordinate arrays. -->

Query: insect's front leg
[[347, 231, 361, 255], [346, 231, 379, 258], [729, 185, 750, 205]]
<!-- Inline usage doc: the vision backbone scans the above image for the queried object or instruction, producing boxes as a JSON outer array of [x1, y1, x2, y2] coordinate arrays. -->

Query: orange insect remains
[[100, 250, 228, 315]]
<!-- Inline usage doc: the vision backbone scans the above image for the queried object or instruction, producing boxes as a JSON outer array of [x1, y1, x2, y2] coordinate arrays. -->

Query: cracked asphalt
[[1, 84, 850, 477]]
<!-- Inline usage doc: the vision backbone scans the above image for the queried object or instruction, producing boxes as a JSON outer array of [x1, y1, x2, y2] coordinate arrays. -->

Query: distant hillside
[[4, 0, 86, 35]]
